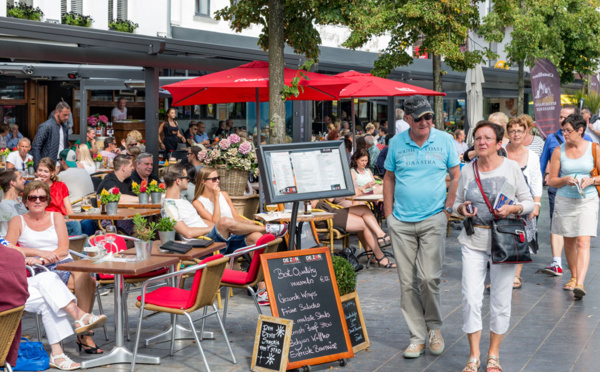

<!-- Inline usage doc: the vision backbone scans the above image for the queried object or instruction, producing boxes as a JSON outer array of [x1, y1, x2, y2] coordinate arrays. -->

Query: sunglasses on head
[[27, 195, 47, 203], [413, 113, 433, 123], [205, 176, 220, 182]]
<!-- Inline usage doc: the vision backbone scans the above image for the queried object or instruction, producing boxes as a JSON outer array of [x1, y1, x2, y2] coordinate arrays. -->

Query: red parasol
[[336, 71, 445, 98]]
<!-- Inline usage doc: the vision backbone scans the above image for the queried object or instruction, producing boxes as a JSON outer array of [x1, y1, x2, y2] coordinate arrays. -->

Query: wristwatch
[[444, 207, 453, 214]]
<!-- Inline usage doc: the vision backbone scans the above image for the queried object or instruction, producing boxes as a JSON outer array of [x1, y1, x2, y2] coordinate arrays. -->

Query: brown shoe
[[403, 343, 425, 358], [428, 329, 445, 355]]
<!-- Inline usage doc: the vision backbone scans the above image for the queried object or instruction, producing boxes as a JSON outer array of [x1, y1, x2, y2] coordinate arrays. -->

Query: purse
[[473, 161, 532, 264], [15, 337, 49, 371], [334, 246, 363, 272], [590, 143, 600, 196]]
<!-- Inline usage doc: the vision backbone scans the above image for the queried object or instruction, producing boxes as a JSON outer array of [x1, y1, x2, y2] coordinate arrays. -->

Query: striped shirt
[[526, 135, 544, 158]]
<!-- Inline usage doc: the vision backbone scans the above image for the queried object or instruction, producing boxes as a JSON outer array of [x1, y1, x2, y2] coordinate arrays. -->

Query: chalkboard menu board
[[340, 292, 370, 353], [261, 247, 354, 370], [251, 315, 294, 372]]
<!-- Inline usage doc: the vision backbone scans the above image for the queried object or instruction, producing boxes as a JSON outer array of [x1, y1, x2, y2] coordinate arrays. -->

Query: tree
[[479, 0, 600, 115], [343, 0, 493, 129], [215, 0, 362, 143]]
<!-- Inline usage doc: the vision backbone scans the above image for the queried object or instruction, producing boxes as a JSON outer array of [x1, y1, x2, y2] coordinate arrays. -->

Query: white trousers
[[25, 272, 76, 345], [461, 246, 516, 335]]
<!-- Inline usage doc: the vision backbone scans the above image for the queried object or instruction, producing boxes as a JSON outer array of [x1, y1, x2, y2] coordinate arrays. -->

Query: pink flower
[[87, 117, 98, 126], [238, 141, 251, 155], [98, 115, 109, 124], [219, 139, 231, 150], [197, 150, 207, 161], [228, 133, 240, 144]]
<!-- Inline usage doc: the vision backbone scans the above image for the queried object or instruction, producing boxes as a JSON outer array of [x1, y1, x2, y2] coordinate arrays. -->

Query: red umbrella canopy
[[163, 61, 353, 105], [336, 71, 445, 98]]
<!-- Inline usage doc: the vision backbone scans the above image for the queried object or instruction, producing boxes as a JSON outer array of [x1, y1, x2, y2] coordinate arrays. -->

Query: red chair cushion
[[221, 268, 250, 285], [89, 235, 127, 253], [137, 287, 190, 309], [185, 254, 224, 309], [98, 267, 170, 281]]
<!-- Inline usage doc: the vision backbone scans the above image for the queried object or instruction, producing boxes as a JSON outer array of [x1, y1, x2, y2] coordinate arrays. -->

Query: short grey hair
[[365, 135, 375, 146], [396, 108, 405, 120], [9, 123, 18, 131], [136, 152, 153, 165], [18, 137, 30, 146]]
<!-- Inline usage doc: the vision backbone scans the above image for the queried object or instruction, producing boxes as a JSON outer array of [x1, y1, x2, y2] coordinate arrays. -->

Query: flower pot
[[216, 165, 249, 196], [106, 201, 118, 215], [158, 230, 176, 245], [150, 192, 162, 204], [95, 161, 103, 170], [0, 155, 6, 163], [138, 192, 149, 204], [27, 166, 34, 176], [134, 240, 152, 261]]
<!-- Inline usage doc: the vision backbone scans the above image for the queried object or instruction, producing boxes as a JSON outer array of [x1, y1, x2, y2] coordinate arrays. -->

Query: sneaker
[[257, 291, 270, 306], [428, 329, 445, 355], [541, 262, 563, 276], [403, 343, 425, 359], [265, 223, 288, 238]]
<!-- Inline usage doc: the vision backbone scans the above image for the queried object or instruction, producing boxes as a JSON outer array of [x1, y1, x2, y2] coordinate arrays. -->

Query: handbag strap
[[472, 160, 498, 219], [593, 143, 599, 176]]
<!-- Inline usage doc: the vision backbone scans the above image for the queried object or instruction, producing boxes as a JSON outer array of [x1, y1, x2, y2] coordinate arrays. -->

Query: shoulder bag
[[590, 143, 600, 196], [473, 160, 532, 264]]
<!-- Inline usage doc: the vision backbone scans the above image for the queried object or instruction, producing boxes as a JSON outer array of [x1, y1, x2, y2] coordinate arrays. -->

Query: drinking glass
[[104, 225, 118, 256], [81, 196, 92, 214], [265, 204, 278, 215], [93, 230, 106, 257]]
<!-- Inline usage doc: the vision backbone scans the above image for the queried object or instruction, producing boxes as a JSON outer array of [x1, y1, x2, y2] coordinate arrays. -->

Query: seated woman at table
[[35, 157, 82, 236], [5, 181, 103, 355], [76, 144, 96, 174], [351, 149, 382, 196], [313, 199, 395, 268]]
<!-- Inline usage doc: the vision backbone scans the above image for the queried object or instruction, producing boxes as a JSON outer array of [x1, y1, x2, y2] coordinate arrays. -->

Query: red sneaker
[[541, 262, 563, 276]]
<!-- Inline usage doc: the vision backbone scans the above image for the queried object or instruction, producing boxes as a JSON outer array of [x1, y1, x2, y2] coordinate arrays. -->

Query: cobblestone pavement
[[21, 191, 600, 371]]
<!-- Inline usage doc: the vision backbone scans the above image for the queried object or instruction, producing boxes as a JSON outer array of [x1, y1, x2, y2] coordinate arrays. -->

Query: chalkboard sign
[[340, 292, 370, 353], [251, 315, 294, 372], [261, 247, 354, 370]]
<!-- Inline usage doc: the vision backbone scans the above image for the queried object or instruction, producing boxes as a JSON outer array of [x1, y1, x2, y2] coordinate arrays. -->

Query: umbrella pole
[[256, 88, 263, 213], [351, 97, 356, 151]]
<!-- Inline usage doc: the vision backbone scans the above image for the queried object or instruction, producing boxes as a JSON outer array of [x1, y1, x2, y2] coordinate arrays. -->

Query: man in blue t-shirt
[[383, 95, 460, 359]]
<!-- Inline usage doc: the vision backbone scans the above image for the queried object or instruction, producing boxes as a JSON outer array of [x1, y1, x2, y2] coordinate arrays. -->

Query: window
[[196, 0, 209, 16], [108, 0, 128, 21], [61, 0, 82, 15]]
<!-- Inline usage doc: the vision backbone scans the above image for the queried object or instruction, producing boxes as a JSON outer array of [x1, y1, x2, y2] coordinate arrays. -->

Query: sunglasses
[[27, 195, 47, 203], [178, 176, 190, 180], [413, 113, 433, 123], [205, 176, 220, 182]]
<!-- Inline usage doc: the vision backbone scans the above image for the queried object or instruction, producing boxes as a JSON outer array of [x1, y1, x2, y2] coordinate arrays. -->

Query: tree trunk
[[268, 0, 285, 144], [432, 53, 444, 130], [517, 59, 524, 116]]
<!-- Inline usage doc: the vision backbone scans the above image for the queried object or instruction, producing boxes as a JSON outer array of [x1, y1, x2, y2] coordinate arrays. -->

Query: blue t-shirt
[[194, 132, 209, 144], [384, 128, 460, 222]]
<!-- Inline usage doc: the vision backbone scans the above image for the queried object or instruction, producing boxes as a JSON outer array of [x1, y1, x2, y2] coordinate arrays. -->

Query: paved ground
[[21, 190, 600, 371]]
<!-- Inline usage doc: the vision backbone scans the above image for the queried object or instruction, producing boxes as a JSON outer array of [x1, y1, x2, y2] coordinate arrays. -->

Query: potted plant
[[0, 148, 10, 163], [132, 180, 150, 204], [108, 19, 139, 33], [200, 133, 259, 195], [87, 114, 109, 136], [61, 12, 93, 27], [147, 180, 165, 204], [156, 217, 177, 246], [132, 214, 156, 261], [6, 3, 44, 21], [99, 187, 121, 215], [25, 159, 34, 176], [93, 153, 103, 169], [332, 255, 358, 298]]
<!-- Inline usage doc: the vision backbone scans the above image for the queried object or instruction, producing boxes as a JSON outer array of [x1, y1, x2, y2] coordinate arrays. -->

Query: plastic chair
[[0, 305, 25, 372], [131, 254, 235, 372], [219, 235, 281, 324]]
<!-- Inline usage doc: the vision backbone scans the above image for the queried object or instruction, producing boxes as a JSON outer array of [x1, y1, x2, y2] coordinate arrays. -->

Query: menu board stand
[[287, 202, 300, 251]]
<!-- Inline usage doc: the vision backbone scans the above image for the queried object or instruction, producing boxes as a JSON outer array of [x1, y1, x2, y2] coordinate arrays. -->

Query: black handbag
[[334, 246, 364, 272], [473, 161, 532, 264]]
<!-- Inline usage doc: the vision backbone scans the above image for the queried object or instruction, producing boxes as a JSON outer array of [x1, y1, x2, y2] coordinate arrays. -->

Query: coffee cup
[[84, 246, 104, 259]]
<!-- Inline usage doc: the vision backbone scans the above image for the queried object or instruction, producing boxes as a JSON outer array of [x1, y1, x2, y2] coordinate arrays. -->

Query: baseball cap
[[59, 148, 77, 168], [404, 95, 433, 119]]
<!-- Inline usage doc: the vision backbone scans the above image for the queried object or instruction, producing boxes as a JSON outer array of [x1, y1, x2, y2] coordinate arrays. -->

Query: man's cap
[[59, 148, 77, 168], [404, 95, 433, 119]]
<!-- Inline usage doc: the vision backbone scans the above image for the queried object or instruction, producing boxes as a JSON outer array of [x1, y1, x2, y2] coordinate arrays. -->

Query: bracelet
[[534, 202, 541, 206]]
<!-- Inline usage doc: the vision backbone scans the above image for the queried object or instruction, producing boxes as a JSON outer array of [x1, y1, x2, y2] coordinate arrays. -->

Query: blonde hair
[[127, 130, 143, 143], [488, 112, 509, 138], [365, 123, 375, 132], [193, 166, 217, 202], [77, 144, 94, 168], [327, 123, 335, 131], [517, 114, 535, 131]]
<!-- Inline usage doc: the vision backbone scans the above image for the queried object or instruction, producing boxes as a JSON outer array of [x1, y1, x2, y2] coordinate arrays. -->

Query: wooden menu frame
[[251, 315, 294, 372], [340, 291, 370, 353]]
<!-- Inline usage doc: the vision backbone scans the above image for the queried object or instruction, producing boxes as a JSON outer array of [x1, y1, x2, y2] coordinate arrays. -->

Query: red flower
[[141, 180, 147, 187], [169, 150, 174, 152], [111, 187, 120, 195], [159, 183, 165, 189], [140, 186, 146, 193], [12, 147, 17, 151]]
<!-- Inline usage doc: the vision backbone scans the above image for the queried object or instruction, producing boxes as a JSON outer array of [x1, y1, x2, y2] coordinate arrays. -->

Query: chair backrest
[[245, 234, 276, 281], [68, 234, 88, 260], [186, 255, 228, 310], [91, 176, 103, 191], [0, 305, 25, 367], [89, 235, 127, 253], [249, 237, 282, 287]]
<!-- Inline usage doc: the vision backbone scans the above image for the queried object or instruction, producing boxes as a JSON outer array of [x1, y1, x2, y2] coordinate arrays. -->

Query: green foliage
[[7, 3, 44, 21], [133, 214, 157, 242], [61, 12, 93, 27], [109, 19, 139, 33], [479, 0, 600, 84], [156, 217, 177, 232], [281, 59, 314, 101], [332, 255, 357, 296], [564, 89, 600, 115]]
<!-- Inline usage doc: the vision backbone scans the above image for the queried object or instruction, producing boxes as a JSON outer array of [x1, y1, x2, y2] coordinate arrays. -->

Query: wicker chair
[[131, 255, 234, 372], [313, 207, 349, 254], [0, 305, 25, 372]]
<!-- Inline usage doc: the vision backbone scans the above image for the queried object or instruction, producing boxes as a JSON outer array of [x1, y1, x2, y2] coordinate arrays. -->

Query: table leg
[[81, 274, 161, 369]]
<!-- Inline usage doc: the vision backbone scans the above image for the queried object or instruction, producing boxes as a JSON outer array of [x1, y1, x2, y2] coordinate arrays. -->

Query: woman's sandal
[[462, 358, 480, 372], [563, 277, 577, 291], [50, 353, 80, 371], [573, 285, 586, 300], [74, 313, 107, 335], [76, 334, 103, 354], [487, 355, 502, 372], [377, 234, 391, 249], [372, 255, 396, 269], [513, 276, 522, 290]]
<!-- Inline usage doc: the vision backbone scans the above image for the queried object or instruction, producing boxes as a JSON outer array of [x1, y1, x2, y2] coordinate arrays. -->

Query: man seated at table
[[6, 138, 32, 172], [100, 137, 120, 161], [58, 149, 94, 205], [162, 163, 287, 253], [96, 154, 138, 202], [130, 153, 159, 185], [74, 127, 98, 155], [0, 169, 27, 235]]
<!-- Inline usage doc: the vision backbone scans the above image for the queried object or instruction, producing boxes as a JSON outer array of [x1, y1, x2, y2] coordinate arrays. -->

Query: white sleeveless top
[[197, 192, 234, 219], [352, 168, 374, 192], [80, 161, 96, 174], [18, 212, 71, 259]]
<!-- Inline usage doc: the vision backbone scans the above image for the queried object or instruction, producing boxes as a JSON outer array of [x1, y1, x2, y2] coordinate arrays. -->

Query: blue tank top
[[557, 142, 597, 199]]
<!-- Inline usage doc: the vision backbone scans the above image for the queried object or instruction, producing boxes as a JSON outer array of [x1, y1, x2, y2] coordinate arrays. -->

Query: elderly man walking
[[31, 102, 70, 169], [383, 95, 460, 358]]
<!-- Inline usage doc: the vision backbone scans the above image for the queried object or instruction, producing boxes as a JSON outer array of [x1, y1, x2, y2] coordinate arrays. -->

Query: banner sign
[[589, 74, 600, 96], [531, 58, 561, 137]]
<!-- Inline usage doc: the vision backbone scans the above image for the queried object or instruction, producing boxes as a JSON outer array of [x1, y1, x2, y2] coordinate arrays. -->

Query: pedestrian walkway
[[19, 191, 600, 371]]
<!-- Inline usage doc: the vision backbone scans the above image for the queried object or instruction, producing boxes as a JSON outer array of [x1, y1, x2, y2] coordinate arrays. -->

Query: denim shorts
[[205, 225, 248, 255], [35, 257, 73, 285]]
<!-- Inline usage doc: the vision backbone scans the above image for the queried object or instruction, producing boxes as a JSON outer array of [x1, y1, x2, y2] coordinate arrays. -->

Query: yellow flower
[[132, 182, 139, 188], [150, 180, 158, 186], [101, 189, 109, 196]]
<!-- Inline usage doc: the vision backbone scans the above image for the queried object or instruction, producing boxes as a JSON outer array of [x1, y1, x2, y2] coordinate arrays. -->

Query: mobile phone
[[464, 217, 475, 236], [466, 204, 474, 214]]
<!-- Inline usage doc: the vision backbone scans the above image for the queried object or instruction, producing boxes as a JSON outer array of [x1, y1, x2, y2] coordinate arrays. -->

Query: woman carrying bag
[[454, 121, 533, 372]]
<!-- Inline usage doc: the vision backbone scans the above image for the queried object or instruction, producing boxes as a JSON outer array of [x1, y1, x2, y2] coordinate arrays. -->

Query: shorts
[[35, 257, 74, 285], [206, 225, 248, 255]]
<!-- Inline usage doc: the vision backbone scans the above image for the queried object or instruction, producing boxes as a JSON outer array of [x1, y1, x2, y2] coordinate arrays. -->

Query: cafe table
[[345, 194, 384, 202], [121, 240, 227, 344], [118, 201, 162, 209], [67, 208, 160, 221], [254, 211, 334, 250], [57, 256, 180, 369]]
